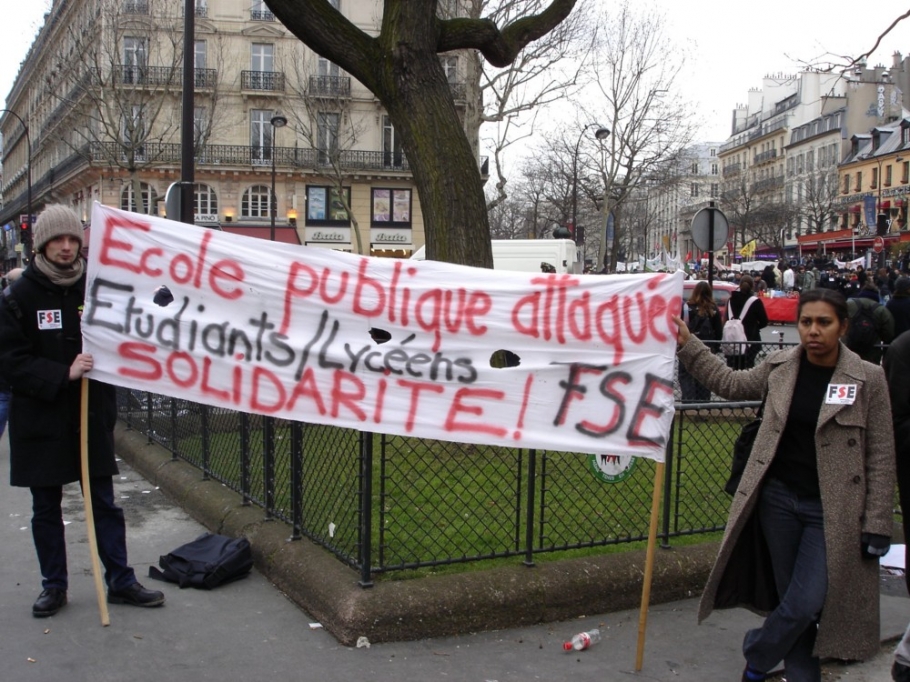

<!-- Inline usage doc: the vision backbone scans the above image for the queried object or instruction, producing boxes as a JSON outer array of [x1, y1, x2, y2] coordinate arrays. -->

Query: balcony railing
[[194, 68, 217, 89], [751, 175, 784, 193], [754, 149, 778, 164], [115, 65, 180, 87], [241, 70, 285, 92], [307, 75, 351, 97], [195, 3, 207, 17], [722, 162, 741, 176], [123, 0, 149, 14], [449, 81, 467, 101], [250, 9, 275, 21]]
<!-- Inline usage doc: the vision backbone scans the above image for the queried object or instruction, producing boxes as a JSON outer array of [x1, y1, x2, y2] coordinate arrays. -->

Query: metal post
[[179, 0, 195, 225], [572, 124, 610, 274], [269, 114, 287, 242], [708, 201, 715, 287]]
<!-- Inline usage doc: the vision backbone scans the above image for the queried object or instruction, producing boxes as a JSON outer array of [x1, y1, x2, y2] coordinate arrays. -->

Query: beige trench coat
[[678, 338, 895, 661]]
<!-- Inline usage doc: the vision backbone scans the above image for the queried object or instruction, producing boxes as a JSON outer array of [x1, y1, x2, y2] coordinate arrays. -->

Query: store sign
[[305, 227, 351, 244], [370, 229, 412, 245]]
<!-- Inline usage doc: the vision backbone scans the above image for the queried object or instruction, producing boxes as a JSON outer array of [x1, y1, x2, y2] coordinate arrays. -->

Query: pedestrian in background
[[887, 277, 910, 338], [674, 288, 895, 682], [726, 274, 769, 370], [0, 205, 165, 618], [679, 281, 722, 401]]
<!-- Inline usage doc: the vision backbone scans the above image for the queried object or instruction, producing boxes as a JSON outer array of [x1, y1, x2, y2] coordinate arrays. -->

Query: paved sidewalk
[[0, 433, 904, 682]]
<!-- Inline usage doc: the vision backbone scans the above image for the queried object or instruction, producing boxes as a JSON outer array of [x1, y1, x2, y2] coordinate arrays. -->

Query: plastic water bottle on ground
[[563, 628, 601, 651]]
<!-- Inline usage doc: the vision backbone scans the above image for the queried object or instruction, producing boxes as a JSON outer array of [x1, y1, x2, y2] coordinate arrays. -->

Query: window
[[903, 160, 910, 184], [710, 183, 719, 197], [371, 188, 412, 226], [440, 56, 458, 83], [251, 43, 274, 72], [854, 171, 862, 192], [250, 109, 273, 163], [194, 183, 218, 219], [383, 115, 403, 168], [306, 186, 350, 226], [317, 57, 340, 78], [121, 182, 157, 213], [241, 185, 271, 218], [194, 106, 209, 146], [871, 167, 879, 189], [122, 36, 147, 83], [121, 105, 145, 158], [690, 162, 699, 174], [709, 148, 716, 157], [317, 112, 339, 164], [886, 164, 893, 186], [843, 173, 850, 194], [195, 40, 207, 69]]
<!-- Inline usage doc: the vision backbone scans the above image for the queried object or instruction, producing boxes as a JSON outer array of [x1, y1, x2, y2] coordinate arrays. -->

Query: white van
[[409, 239, 576, 274]]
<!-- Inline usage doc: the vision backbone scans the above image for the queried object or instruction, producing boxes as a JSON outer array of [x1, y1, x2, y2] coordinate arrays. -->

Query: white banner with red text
[[83, 204, 683, 461]]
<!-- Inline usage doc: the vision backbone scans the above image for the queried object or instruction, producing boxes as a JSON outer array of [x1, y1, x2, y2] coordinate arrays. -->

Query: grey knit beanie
[[33, 204, 84, 253]]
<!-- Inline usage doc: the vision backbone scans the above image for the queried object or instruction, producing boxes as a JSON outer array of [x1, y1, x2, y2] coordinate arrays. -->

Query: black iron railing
[[119, 340, 893, 586], [241, 70, 284, 92]]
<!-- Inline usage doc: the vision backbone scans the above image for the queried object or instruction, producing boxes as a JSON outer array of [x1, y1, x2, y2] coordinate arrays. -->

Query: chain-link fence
[[117, 340, 898, 584]]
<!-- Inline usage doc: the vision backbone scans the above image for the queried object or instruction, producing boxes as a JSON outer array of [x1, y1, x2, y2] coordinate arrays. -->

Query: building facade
[[0, 0, 475, 270]]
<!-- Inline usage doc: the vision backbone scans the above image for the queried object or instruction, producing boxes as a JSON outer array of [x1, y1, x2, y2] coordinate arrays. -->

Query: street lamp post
[[871, 154, 904, 267], [269, 113, 287, 242], [571, 123, 610, 273], [1, 109, 32, 264]]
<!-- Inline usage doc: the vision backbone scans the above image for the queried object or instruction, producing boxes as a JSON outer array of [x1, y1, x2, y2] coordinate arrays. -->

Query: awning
[[796, 228, 854, 246], [881, 201, 891, 209], [220, 226, 301, 245]]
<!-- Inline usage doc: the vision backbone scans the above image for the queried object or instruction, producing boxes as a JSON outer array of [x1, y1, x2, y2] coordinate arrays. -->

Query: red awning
[[796, 228, 854, 246], [849, 205, 862, 213], [880, 201, 891, 209], [220, 225, 301, 245]]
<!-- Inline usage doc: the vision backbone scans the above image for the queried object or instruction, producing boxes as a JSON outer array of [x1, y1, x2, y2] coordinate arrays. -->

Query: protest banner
[[83, 204, 683, 461]]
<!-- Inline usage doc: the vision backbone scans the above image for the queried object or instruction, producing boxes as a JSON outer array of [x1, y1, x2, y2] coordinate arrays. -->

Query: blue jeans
[[30, 477, 137, 592], [0, 388, 9, 438], [743, 478, 827, 682]]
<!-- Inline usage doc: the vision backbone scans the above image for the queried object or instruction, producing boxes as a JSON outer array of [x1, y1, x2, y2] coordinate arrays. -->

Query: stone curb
[[115, 423, 718, 645]]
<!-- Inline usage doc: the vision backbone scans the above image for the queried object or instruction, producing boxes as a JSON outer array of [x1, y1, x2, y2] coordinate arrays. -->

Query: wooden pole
[[81, 378, 110, 626], [635, 461, 665, 671]]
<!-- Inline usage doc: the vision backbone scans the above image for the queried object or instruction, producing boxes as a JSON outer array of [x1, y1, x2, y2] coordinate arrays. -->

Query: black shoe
[[741, 665, 767, 682], [33, 588, 67, 618], [107, 582, 165, 607], [894, 660, 910, 682]]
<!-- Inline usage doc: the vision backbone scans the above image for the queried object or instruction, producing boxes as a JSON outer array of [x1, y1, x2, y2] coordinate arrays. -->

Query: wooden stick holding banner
[[635, 461, 665, 671], [80, 377, 110, 627]]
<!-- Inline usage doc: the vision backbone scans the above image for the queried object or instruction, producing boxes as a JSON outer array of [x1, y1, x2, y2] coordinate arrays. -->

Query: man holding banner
[[0, 205, 164, 617]]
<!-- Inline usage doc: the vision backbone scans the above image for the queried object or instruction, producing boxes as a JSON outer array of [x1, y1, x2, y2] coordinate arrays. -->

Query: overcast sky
[[0, 0, 906, 142]]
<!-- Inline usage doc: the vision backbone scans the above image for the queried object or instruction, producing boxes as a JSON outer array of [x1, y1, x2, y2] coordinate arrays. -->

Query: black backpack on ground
[[149, 533, 253, 589], [845, 300, 880, 356]]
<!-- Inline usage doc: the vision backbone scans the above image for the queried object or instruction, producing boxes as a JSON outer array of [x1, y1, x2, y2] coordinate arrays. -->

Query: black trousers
[[30, 477, 137, 592]]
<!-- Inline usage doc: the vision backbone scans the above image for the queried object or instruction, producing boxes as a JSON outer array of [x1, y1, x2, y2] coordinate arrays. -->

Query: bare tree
[[265, 0, 579, 268], [583, 1, 698, 272], [283, 51, 373, 253], [453, 0, 596, 213], [799, 162, 839, 236]]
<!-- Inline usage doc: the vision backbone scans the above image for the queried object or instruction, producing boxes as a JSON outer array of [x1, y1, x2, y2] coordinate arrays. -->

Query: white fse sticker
[[37, 310, 63, 330], [826, 384, 857, 405]]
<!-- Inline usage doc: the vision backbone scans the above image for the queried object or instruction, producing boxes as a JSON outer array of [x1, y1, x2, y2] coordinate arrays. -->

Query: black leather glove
[[861, 532, 891, 559]]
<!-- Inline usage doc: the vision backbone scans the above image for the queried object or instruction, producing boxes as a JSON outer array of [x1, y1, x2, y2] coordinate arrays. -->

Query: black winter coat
[[0, 265, 117, 487]]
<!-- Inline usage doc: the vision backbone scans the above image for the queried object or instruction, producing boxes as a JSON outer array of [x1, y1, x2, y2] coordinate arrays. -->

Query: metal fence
[[116, 339, 893, 585]]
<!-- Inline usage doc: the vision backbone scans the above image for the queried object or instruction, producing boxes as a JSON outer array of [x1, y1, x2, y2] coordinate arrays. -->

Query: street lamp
[[1, 109, 32, 264], [571, 123, 610, 272], [269, 113, 287, 242]]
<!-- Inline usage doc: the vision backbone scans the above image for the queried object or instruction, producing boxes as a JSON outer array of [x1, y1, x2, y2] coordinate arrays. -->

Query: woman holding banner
[[672, 288, 895, 682]]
